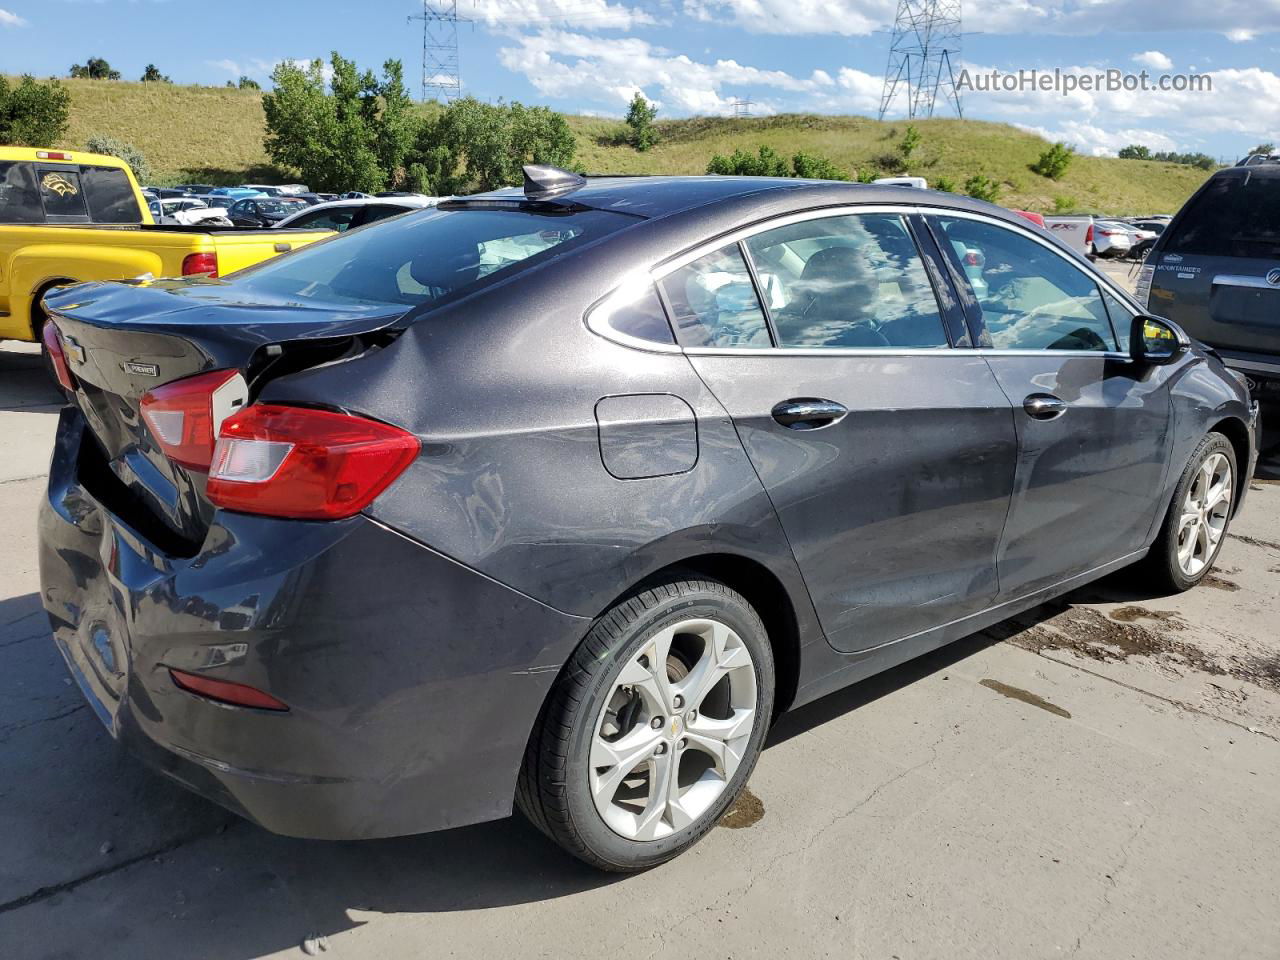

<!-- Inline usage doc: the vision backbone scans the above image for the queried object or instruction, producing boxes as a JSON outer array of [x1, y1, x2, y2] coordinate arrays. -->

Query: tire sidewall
[[1159, 433, 1237, 591], [563, 588, 775, 870]]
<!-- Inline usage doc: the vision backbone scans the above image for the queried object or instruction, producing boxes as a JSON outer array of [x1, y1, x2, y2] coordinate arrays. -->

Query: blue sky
[[2, 0, 1278, 158]]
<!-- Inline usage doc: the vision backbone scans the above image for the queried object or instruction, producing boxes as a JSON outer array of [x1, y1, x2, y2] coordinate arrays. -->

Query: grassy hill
[[49, 77, 1209, 215]]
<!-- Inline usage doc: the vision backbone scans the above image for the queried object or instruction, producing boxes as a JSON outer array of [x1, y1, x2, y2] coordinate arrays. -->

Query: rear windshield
[[80, 165, 143, 223], [1164, 172, 1280, 259], [0, 161, 141, 224], [0, 161, 42, 223], [230, 205, 631, 310]]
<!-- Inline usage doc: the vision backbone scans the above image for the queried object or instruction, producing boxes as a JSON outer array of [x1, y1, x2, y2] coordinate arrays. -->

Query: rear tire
[[1143, 432, 1237, 593], [517, 575, 775, 872]]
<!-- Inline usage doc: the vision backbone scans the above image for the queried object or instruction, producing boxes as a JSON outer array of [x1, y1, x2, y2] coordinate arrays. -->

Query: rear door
[[1147, 168, 1280, 373], [928, 212, 1173, 597], [663, 208, 1018, 654]]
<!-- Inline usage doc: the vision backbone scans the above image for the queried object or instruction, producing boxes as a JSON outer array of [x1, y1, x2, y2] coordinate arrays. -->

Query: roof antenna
[[523, 165, 587, 201]]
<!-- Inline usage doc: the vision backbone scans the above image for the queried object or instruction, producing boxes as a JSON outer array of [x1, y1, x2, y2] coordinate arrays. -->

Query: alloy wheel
[[1176, 452, 1233, 577], [590, 618, 757, 841]]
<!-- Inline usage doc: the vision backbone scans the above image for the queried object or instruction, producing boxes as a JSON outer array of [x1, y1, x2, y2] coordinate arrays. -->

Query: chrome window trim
[[584, 202, 1142, 357], [1212, 274, 1280, 290]]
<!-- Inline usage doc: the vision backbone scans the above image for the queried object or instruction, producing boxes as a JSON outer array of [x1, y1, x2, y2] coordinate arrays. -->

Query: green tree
[[625, 92, 659, 152], [1052, 195, 1076, 213], [262, 53, 420, 194], [791, 151, 849, 180], [238, 76, 261, 91], [933, 176, 957, 193], [899, 125, 922, 164], [1031, 141, 1074, 180], [706, 145, 790, 177], [964, 173, 1000, 202], [405, 96, 576, 195], [1250, 142, 1275, 156], [141, 64, 171, 83], [1118, 144, 1150, 160], [85, 134, 151, 183], [0, 75, 72, 146], [855, 168, 879, 184], [70, 57, 121, 80]]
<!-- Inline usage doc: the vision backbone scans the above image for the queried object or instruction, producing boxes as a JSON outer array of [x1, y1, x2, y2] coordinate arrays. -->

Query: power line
[[878, 0, 964, 121]]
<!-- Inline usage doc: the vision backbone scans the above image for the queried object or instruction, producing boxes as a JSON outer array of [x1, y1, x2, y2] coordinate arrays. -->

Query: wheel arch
[[29, 276, 76, 339], [1208, 416, 1252, 514]]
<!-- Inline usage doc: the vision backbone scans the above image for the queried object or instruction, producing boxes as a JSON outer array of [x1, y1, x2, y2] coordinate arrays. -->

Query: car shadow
[[0, 569, 1182, 956], [0, 345, 62, 412]]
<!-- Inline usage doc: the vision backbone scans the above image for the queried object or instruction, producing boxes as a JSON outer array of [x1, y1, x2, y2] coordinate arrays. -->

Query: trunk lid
[[44, 279, 406, 549]]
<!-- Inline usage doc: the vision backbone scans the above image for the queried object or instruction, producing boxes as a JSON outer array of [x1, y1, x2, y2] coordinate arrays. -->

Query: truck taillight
[[41, 323, 76, 392], [182, 252, 219, 277], [207, 405, 420, 520], [1085, 225, 1094, 245], [140, 369, 247, 471]]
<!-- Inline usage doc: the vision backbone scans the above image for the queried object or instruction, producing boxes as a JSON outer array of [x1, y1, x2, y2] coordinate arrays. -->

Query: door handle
[[1023, 393, 1067, 420], [771, 399, 849, 429]]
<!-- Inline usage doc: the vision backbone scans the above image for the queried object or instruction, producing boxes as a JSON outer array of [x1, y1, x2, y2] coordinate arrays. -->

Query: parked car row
[[141, 182, 441, 229], [1043, 213, 1172, 260]]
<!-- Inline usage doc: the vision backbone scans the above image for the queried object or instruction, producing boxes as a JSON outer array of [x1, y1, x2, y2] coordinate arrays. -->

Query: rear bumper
[[39, 408, 587, 839]]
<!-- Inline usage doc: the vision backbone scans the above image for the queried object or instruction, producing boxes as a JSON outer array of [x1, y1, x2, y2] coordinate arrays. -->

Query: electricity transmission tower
[[878, 0, 964, 120], [408, 0, 470, 101], [731, 98, 755, 118]]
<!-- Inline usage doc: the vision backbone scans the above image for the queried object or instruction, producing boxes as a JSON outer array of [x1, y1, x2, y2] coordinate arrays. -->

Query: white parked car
[[1090, 220, 1136, 259], [272, 195, 440, 232], [146, 197, 231, 226]]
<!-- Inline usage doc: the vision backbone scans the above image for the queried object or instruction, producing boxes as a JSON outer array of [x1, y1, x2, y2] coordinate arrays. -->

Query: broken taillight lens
[[206, 404, 420, 520]]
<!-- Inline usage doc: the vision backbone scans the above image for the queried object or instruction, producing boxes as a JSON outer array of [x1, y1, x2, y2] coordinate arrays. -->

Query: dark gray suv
[[1139, 159, 1280, 396], [38, 170, 1257, 871]]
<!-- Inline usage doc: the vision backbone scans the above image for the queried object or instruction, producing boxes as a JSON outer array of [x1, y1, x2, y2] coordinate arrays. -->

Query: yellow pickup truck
[[0, 147, 333, 345]]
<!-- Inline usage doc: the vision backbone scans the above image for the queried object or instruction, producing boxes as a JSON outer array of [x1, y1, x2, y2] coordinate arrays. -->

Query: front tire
[[517, 575, 775, 872], [1144, 432, 1237, 592]]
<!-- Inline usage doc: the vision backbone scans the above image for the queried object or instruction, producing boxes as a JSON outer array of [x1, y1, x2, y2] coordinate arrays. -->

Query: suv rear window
[[1164, 172, 1280, 259], [232, 205, 631, 311], [0, 161, 42, 223]]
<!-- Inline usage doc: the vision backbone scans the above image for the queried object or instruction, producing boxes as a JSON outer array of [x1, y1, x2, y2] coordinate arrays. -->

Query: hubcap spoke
[[1177, 452, 1233, 577], [685, 708, 754, 778]]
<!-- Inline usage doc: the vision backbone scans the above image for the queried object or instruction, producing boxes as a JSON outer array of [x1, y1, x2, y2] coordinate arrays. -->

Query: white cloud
[[470, 0, 654, 30], [208, 57, 334, 83], [497, 29, 822, 114], [1226, 28, 1257, 41], [0, 7, 27, 26], [1133, 50, 1173, 70], [1017, 121, 1179, 156], [680, 0, 1280, 37]]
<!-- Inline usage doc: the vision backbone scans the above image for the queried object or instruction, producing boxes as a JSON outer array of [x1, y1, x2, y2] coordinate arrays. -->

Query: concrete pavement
[[1, 341, 1278, 960]]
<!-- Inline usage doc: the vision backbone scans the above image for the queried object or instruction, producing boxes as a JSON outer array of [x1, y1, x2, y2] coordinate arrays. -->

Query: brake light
[[207, 405, 420, 520], [1085, 225, 1094, 245], [36, 151, 72, 161], [182, 252, 219, 277], [140, 369, 247, 471], [41, 323, 76, 391], [170, 669, 288, 711]]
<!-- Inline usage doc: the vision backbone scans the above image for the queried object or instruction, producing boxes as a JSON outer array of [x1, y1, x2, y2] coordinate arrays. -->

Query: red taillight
[[182, 252, 219, 277], [41, 322, 76, 391], [1085, 225, 1094, 244], [207, 405, 420, 520], [140, 369, 247, 471], [36, 151, 72, 161], [170, 669, 288, 711]]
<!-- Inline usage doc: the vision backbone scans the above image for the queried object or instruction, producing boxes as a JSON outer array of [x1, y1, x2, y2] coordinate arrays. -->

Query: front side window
[[744, 213, 948, 348], [0, 162, 44, 223], [80, 165, 142, 223], [37, 166, 89, 220], [933, 217, 1117, 351], [659, 244, 770, 348], [232, 205, 630, 311]]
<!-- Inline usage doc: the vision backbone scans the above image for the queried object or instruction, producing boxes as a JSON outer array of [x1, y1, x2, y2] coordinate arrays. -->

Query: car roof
[[296, 197, 439, 212]]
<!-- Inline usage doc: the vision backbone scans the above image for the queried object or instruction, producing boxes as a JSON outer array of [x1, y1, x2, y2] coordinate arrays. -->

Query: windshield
[[258, 199, 304, 216], [230, 205, 632, 310]]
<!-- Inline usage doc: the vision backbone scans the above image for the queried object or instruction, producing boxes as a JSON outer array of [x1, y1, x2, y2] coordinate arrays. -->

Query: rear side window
[[744, 213, 948, 348], [80, 165, 142, 223], [37, 166, 89, 220], [358, 204, 413, 226], [0, 161, 42, 223], [1165, 174, 1280, 259], [232, 205, 631, 311], [291, 208, 357, 231], [660, 244, 771, 348]]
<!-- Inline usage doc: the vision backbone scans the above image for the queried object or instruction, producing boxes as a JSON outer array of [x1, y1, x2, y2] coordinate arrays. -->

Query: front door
[[928, 213, 1173, 597], [659, 210, 1018, 653]]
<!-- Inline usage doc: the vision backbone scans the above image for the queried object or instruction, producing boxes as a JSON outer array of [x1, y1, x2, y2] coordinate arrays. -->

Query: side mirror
[[1130, 314, 1189, 365]]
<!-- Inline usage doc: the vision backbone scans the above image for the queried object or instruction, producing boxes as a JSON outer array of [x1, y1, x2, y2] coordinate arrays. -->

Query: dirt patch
[[1109, 606, 1186, 628], [1000, 604, 1280, 694], [1201, 573, 1241, 592], [1230, 533, 1280, 552], [719, 786, 764, 829], [979, 679, 1072, 719]]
